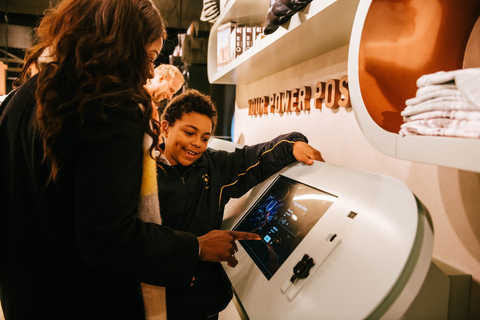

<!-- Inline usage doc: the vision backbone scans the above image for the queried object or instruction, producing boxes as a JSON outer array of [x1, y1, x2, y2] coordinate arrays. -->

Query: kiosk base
[[401, 261, 471, 320], [220, 260, 471, 320]]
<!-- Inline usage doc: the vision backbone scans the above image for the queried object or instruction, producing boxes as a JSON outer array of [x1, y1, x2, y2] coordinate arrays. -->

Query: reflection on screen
[[233, 175, 337, 280]]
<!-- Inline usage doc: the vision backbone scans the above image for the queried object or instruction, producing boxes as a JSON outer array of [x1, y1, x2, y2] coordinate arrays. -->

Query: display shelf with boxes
[[216, 21, 265, 72], [348, 0, 480, 172], [207, 0, 361, 85]]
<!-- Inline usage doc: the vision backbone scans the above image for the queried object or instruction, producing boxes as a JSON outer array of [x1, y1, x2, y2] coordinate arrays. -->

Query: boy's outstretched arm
[[292, 141, 324, 165], [197, 230, 261, 267]]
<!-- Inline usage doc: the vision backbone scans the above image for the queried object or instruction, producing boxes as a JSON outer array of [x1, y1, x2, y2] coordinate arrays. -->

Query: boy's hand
[[197, 230, 261, 267], [293, 141, 324, 165]]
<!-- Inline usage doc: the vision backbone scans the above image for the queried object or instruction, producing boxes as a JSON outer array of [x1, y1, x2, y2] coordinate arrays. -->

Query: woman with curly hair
[[0, 0, 257, 319]]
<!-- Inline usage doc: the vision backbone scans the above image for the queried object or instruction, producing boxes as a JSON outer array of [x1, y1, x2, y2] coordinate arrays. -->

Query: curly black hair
[[161, 89, 218, 133]]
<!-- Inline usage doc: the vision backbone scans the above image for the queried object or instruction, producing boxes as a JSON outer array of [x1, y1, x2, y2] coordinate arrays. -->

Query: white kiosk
[[208, 138, 470, 320]]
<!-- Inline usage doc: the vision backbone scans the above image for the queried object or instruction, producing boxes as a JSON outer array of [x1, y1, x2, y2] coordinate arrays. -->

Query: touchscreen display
[[233, 175, 337, 280]]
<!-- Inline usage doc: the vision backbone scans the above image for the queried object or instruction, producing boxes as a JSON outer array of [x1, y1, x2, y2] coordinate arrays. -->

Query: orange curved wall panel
[[358, 0, 480, 133]]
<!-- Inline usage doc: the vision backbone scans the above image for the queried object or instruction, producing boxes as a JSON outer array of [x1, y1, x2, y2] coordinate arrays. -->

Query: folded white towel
[[400, 68, 480, 139], [406, 88, 462, 106], [455, 71, 480, 109], [416, 68, 480, 87], [416, 84, 457, 96], [404, 110, 480, 122], [401, 98, 477, 117], [400, 121, 480, 139], [402, 118, 480, 129]]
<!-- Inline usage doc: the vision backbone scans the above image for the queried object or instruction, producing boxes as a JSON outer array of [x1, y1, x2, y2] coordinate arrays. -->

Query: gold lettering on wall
[[298, 86, 311, 111], [248, 75, 350, 116], [269, 94, 276, 114], [314, 81, 326, 109], [325, 79, 340, 109], [281, 90, 291, 113], [338, 75, 351, 108], [290, 88, 299, 111], [274, 93, 282, 113]]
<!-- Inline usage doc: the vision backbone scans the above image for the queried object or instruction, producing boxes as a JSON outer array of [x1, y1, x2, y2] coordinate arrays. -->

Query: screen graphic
[[233, 175, 337, 280]]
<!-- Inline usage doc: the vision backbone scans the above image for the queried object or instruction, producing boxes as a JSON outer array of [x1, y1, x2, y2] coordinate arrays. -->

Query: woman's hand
[[197, 230, 261, 267]]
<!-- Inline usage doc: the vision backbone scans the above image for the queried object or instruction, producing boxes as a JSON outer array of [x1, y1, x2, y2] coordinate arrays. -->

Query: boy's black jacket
[[157, 132, 308, 316]]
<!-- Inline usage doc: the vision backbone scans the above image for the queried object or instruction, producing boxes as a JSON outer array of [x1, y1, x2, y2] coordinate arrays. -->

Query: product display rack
[[207, 0, 480, 173], [207, 0, 361, 85], [349, 0, 480, 173]]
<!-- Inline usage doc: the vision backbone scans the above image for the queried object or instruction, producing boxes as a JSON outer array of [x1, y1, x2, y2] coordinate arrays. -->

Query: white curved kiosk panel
[[221, 161, 433, 319]]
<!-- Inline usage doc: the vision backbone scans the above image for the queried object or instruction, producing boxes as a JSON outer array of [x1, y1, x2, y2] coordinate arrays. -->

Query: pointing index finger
[[230, 231, 261, 241]]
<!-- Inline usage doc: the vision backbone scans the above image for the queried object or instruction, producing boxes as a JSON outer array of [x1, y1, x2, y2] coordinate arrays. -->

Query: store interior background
[[1, 0, 479, 319], [0, 0, 236, 140]]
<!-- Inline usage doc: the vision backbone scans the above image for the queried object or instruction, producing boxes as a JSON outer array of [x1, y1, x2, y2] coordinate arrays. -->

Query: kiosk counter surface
[[211, 139, 433, 320]]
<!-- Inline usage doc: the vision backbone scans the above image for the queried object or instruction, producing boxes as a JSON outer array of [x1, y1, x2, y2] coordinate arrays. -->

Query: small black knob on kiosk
[[290, 254, 315, 284]]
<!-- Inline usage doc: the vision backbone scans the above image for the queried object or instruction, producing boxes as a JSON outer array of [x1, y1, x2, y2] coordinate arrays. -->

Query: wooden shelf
[[208, 0, 360, 85]]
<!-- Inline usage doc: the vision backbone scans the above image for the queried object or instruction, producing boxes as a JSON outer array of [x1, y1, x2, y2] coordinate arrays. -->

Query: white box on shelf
[[233, 26, 245, 60], [217, 21, 237, 72], [244, 26, 253, 52]]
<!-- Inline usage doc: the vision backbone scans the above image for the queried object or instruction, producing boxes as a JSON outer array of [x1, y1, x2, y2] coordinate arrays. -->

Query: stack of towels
[[400, 68, 480, 139]]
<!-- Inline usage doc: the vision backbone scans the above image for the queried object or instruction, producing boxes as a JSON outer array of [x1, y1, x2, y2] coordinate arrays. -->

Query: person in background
[[0, 1, 258, 319], [157, 89, 324, 319], [145, 63, 185, 118]]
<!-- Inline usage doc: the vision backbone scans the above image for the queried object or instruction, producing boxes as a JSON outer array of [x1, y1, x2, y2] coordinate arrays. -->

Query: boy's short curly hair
[[161, 89, 218, 133]]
